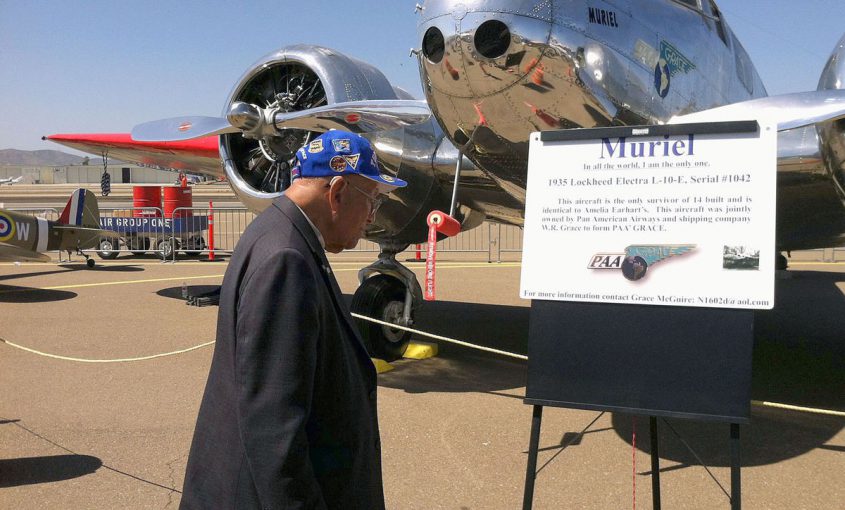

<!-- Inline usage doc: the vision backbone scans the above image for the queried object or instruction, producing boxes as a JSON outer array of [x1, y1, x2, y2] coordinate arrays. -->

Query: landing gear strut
[[351, 244, 422, 361], [69, 248, 96, 268]]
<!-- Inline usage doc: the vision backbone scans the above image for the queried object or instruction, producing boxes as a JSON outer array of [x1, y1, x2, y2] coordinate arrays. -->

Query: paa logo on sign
[[589, 244, 696, 281]]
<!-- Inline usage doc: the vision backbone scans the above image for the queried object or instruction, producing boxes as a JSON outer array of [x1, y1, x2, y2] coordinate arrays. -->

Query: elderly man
[[180, 130, 406, 510]]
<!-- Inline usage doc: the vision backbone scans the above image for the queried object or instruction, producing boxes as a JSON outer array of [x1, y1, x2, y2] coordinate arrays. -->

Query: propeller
[[669, 89, 845, 131], [132, 115, 239, 142], [132, 100, 431, 142]]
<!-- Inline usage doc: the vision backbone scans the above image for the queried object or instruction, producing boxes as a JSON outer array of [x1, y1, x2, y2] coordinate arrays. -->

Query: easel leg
[[731, 423, 741, 510], [522, 405, 543, 510], [650, 417, 661, 510]]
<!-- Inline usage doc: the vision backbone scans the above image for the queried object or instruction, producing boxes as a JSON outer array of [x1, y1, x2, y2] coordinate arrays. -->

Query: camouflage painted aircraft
[[0, 189, 115, 268]]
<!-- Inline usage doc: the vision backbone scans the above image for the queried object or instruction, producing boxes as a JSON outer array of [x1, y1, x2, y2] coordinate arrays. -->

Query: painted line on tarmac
[[0, 273, 226, 293], [0, 263, 520, 293]]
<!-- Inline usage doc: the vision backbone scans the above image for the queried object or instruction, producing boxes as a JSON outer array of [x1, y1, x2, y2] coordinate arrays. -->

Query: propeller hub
[[227, 102, 263, 132]]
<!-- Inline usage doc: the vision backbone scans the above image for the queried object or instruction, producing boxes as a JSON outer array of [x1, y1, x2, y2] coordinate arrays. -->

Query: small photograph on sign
[[722, 246, 760, 270]]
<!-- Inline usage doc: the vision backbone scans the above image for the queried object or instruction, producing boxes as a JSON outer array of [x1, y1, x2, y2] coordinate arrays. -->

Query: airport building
[[0, 163, 188, 185]]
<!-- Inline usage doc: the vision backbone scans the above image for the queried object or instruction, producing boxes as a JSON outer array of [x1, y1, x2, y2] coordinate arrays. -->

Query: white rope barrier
[[351, 312, 528, 361], [0, 336, 215, 363], [2, 316, 841, 419]]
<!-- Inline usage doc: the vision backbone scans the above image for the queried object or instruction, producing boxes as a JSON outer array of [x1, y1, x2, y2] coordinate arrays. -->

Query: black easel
[[522, 409, 742, 510], [522, 301, 753, 509]]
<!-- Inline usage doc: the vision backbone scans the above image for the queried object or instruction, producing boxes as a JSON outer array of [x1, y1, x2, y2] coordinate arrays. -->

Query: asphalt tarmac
[[0, 253, 843, 509]]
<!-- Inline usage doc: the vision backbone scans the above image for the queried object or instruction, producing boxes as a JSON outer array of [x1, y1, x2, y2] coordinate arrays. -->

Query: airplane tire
[[350, 275, 412, 362], [96, 238, 120, 260], [86, 258, 96, 268]]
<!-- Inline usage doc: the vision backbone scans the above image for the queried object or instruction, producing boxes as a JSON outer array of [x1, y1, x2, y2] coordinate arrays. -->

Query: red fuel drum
[[132, 186, 162, 217], [164, 186, 193, 218]]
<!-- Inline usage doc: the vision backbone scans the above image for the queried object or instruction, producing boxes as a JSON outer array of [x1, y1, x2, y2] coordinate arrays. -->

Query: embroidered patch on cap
[[308, 139, 324, 153], [330, 156, 347, 172], [332, 139, 351, 152], [342, 154, 360, 170]]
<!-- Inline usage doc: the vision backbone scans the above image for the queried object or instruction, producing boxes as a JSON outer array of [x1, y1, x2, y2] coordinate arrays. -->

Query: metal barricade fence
[[5, 207, 59, 221], [168, 206, 256, 261]]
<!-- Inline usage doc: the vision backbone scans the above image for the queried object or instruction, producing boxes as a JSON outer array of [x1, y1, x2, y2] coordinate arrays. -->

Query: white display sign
[[520, 122, 777, 309]]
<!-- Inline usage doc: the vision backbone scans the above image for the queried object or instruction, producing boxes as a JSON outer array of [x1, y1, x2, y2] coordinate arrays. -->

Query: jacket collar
[[272, 196, 376, 379]]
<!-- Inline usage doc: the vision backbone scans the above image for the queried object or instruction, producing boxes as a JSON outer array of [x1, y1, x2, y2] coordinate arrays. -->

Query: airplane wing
[[0, 243, 52, 263], [43, 134, 223, 177], [668, 90, 845, 131]]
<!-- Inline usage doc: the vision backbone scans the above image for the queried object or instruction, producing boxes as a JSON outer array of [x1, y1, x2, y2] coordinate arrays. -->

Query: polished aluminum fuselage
[[416, 0, 845, 249]]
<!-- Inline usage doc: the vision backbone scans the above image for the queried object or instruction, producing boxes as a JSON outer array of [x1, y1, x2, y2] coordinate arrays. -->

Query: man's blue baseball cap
[[291, 130, 407, 188]]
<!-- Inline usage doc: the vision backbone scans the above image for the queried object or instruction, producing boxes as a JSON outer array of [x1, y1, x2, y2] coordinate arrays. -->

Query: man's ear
[[327, 176, 347, 213]]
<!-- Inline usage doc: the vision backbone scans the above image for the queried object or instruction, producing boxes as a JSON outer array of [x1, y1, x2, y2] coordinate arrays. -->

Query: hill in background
[[0, 149, 91, 166]]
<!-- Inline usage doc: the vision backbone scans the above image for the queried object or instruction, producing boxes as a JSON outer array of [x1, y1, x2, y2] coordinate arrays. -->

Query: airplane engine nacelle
[[219, 45, 401, 213], [817, 33, 845, 204], [219, 45, 485, 246]]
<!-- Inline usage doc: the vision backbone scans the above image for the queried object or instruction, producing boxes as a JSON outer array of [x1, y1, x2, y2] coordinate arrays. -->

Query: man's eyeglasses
[[345, 180, 387, 215]]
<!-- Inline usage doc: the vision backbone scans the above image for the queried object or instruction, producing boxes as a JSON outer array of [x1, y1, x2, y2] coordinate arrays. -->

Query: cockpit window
[[707, 0, 728, 45], [733, 35, 754, 94]]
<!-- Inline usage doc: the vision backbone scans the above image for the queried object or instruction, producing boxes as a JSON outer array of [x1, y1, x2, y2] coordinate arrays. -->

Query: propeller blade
[[131, 116, 238, 142], [669, 90, 845, 131], [273, 100, 431, 134]]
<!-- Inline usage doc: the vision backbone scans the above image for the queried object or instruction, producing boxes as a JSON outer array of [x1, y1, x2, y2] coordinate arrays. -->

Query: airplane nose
[[418, 5, 552, 99]]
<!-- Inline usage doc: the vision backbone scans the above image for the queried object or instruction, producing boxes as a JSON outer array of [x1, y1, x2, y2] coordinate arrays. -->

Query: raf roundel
[[0, 213, 15, 242]]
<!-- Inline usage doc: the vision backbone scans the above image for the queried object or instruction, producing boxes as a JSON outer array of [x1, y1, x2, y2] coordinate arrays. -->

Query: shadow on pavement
[[58, 264, 145, 272], [0, 455, 102, 488], [157, 285, 222, 301], [0, 284, 76, 302], [609, 407, 844, 468]]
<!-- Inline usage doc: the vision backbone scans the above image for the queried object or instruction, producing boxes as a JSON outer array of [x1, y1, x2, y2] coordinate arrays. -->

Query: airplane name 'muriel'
[[588, 7, 619, 28], [600, 134, 695, 159]]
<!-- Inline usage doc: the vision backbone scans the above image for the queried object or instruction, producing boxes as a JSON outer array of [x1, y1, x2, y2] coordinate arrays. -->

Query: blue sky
[[2, 1, 844, 153]]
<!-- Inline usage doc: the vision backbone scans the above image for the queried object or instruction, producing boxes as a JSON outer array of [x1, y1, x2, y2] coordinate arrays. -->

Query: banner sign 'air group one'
[[520, 122, 777, 310]]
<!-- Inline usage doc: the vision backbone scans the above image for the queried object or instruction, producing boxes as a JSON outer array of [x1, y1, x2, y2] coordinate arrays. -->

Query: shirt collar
[[292, 202, 325, 250]]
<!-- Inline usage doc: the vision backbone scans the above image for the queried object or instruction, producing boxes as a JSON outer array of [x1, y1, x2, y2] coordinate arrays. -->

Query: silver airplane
[[0, 176, 23, 185], [46, 0, 845, 360]]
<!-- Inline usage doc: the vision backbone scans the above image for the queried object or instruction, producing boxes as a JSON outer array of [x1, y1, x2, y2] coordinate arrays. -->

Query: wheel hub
[[380, 301, 406, 343]]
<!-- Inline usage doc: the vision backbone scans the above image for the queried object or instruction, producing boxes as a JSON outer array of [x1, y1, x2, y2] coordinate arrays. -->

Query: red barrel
[[133, 186, 162, 217], [164, 185, 193, 218]]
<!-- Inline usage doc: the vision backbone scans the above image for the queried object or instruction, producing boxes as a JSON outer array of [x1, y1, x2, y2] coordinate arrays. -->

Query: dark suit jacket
[[180, 196, 384, 510]]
